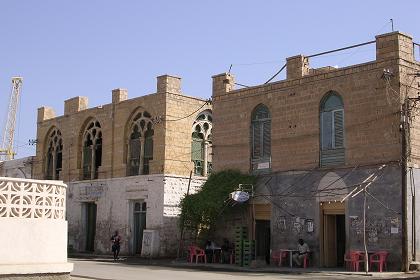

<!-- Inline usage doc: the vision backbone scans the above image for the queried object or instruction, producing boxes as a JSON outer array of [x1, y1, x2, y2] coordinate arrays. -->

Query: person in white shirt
[[292, 238, 310, 266]]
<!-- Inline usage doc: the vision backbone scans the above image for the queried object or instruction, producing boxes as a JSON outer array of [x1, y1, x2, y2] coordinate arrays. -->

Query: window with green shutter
[[143, 129, 154, 175], [251, 104, 271, 171], [127, 111, 154, 176], [81, 120, 102, 180], [191, 110, 212, 176], [320, 92, 345, 167], [45, 128, 63, 180]]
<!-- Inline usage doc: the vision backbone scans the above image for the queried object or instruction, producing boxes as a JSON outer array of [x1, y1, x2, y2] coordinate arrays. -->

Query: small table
[[210, 247, 222, 263], [279, 249, 298, 268]]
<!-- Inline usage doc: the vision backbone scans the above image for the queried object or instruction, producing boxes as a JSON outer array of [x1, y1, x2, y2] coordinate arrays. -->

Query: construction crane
[[0, 77, 23, 161]]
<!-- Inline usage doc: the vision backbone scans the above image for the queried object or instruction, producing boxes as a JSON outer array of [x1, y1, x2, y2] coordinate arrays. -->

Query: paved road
[[70, 258, 420, 280]]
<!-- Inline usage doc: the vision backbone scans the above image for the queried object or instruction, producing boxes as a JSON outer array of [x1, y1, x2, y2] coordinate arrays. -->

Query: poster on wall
[[306, 219, 314, 233]]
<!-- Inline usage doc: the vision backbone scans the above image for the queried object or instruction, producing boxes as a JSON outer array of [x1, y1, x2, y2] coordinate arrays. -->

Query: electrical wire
[[165, 100, 211, 122]]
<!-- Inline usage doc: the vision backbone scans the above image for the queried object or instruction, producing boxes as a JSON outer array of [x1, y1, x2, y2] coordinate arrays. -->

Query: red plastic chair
[[344, 252, 353, 271], [350, 251, 365, 272], [187, 246, 197, 263], [194, 247, 207, 264], [370, 251, 389, 272], [302, 253, 309, 268], [271, 250, 288, 266]]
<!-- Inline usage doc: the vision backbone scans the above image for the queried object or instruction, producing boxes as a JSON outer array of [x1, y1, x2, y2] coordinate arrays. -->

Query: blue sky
[[0, 0, 419, 158]]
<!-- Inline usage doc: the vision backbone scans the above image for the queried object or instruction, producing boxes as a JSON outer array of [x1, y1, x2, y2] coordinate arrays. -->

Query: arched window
[[320, 92, 345, 167], [127, 111, 154, 176], [251, 104, 271, 171], [191, 110, 212, 176], [45, 128, 63, 180], [82, 120, 102, 180]]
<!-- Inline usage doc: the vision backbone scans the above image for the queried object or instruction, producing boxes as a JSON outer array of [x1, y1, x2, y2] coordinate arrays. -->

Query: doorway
[[255, 220, 270, 264], [85, 202, 97, 252], [253, 203, 271, 264], [133, 201, 147, 254], [320, 202, 345, 267]]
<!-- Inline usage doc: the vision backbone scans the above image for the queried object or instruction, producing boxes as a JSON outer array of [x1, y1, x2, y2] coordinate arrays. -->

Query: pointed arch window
[[45, 128, 63, 180], [320, 92, 345, 167], [127, 111, 154, 176], [191, 110, 212, 176], [82, 120, 102, 180], [251, 104, 271, 171]]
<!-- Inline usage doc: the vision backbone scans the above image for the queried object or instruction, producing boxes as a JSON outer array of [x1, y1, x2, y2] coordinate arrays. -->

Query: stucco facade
[[211, 31, 420, 270], [34, 75, 211, 256]]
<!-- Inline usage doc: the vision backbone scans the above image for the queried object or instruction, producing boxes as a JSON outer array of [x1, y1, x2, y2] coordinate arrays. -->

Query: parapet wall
[[0, 177, 73, 276]]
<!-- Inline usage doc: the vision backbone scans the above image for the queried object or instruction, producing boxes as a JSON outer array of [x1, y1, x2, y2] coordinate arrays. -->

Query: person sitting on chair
[[221, 238, 232, 263], [292, 238, 309, 267]]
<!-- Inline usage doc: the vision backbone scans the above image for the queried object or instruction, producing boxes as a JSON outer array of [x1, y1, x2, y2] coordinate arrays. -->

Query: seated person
[[292, 238, 309, 267], [205, 240, 218, 263], [221, 238, 233, 263]]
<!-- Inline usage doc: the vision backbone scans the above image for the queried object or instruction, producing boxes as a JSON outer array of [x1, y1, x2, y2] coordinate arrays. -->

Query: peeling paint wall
[[66, 174, 205, 256]]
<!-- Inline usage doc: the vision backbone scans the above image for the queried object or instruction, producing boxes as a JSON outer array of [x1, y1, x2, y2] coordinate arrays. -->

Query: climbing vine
[[179, 170, 256, 234]]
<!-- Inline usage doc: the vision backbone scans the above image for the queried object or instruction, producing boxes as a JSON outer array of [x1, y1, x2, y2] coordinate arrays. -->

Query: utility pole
[[401, 73, 420, 272], [402, 98, 409, 272]]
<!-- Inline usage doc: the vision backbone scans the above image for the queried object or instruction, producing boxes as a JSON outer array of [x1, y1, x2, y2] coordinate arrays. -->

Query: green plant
[[179, 170, 256, 235]]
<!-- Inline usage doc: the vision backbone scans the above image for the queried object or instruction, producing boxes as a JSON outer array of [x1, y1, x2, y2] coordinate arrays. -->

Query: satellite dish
[[230, 191, 250, 203]]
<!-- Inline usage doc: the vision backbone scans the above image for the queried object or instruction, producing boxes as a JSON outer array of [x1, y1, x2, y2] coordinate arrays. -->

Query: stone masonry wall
[[34, 75, 210, 181], [212, 32, 417, 173]]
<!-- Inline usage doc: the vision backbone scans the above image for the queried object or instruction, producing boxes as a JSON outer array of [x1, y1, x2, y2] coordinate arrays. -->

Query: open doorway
[[256, 220, 270, 264], [85, 202, 97, 252], [320, 202, 345, 267], [254, 203, 271, 264], [132, 201, 147, 254]]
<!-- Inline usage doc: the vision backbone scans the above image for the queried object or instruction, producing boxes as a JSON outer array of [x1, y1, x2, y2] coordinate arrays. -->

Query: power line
[[165, 99, 211, 122]]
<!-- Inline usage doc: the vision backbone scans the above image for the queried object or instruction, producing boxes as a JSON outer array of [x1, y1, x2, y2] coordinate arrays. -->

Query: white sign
[[391, 227, 399, 234], [230, 191, 250, 202], [257, 162, 270, 169]]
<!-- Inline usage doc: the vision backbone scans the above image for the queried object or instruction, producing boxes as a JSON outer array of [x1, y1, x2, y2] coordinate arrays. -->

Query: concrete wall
[[0, 177, 72, 276], [67, 174, 205, 256], [212, 163, 403, 270], [0, 156, 34, 178]]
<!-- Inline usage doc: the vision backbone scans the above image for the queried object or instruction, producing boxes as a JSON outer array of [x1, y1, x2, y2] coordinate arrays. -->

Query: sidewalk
[[69, 253, 420, 279]]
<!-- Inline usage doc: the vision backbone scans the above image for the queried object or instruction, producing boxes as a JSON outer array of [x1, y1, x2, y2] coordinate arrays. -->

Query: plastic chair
[[194, 247, 207, 264], [370, 251, 389, 272], [302, 253, 309, 268], [271, 250, 288, 266], [187, 246, 197, 263], [350, 251, 365, 272], [344, 252, 353, 271], [221, 249, 235, 264]]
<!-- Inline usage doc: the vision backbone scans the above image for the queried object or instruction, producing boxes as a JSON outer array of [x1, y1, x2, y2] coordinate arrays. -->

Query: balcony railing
[[0, 177, 66, 219]]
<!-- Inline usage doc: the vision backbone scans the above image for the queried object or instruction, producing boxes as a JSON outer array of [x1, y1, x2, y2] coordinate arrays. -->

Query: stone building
[[212, 31, 420, 270], [0, 156, 34, 178], [34, 75, 212, 256]]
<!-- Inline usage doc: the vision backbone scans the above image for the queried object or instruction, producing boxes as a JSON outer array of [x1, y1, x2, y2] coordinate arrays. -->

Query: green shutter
[[333, 109, 344, 148], [191, 138, 204, 161], [83, 146, 92, 179], [252, 122, 261, 158], [144, 137, 153, 159], [262, 121, 271, 158], [129, 138, 140, 176]]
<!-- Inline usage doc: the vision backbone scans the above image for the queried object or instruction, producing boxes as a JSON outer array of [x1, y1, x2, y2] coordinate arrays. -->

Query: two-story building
[[211, 31, 420, 270], [34, 75, 212, 256]]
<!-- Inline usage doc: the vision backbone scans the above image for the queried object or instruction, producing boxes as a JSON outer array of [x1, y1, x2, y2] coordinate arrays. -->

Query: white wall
[[66, 174, 206, 256]]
